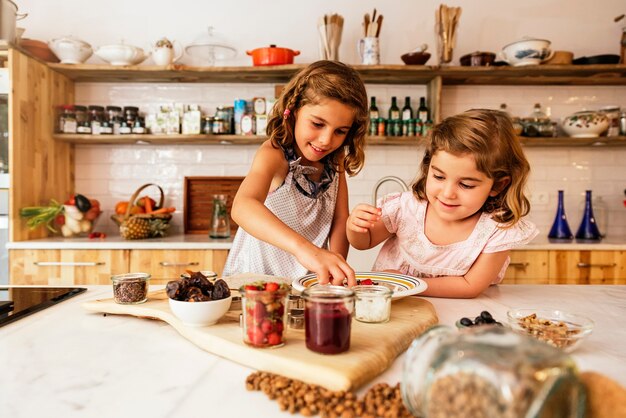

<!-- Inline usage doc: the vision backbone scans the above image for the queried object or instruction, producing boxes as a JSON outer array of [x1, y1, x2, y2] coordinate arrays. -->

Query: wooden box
[[183, 176, 244, 235]]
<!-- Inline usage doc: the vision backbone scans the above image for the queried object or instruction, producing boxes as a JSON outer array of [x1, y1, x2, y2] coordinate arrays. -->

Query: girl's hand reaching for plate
[[297, 247, 356, 287]]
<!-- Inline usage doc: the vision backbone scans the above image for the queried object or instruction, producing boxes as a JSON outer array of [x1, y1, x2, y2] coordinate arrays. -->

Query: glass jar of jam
[[88, 105, 104, 135], [302, 286, 355, 354], [123, 106, 139, 125], [240, 282, 289, 348]]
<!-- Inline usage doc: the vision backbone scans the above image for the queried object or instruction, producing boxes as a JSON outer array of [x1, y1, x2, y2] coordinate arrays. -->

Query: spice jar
[[123, 106, 139, 125], [302, 286, 355, 354], [58, 105, 77, 133], [111, 273, 150, 304], [240, 282, 289, 348], [353, 285, 392, 323], [88, 105, 104, 135], [401, 326, 586, 418]]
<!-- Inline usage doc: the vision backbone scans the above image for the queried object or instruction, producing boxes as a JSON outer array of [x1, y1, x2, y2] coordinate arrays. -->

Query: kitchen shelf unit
[[52, 133, 626, 147]]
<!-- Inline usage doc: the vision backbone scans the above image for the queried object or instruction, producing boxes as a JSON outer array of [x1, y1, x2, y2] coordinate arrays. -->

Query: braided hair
[[267, 60, 368, 176]]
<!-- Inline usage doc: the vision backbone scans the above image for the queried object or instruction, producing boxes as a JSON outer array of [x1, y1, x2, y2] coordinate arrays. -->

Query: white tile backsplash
[[74, 83, 626, 240]]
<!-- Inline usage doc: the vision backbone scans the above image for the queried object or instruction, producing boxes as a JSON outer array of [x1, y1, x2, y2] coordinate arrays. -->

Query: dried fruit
[[166, 271, 230, 302]]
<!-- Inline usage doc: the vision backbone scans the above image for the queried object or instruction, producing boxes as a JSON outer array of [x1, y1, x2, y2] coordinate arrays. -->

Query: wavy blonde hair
[[266, 60, 368, 176], [413, 109, 531, 227]]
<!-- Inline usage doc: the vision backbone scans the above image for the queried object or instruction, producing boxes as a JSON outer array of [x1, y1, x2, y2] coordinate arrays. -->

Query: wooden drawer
[[502, 250, 549, 284], [549, 250, 626, 284], [9, 249, 130, 285], [129, 249, 229, 284]]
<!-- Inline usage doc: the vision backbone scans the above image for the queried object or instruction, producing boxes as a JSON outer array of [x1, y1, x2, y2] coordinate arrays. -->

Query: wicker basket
[[111, 183, 173, 240]]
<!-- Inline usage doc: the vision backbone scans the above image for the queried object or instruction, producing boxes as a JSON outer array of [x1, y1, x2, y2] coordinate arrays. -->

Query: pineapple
[[120, 217, 151, 240], [149, 218, 170, 238]]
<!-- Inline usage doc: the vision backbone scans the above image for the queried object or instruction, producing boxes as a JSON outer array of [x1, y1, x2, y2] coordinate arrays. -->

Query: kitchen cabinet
[[503, 250, 626, 284], [129, 249, 229, 284], [9, 249, 130, 285]]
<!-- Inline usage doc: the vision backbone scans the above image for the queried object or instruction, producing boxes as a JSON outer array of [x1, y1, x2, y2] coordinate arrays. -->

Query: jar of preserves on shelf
[[88, 105, 104, 135], [202, 116, 215, 134], [212, 117, 229, 134], [74, 105, 88, 126], [132, 117, 146, 134], [123, 106, 139, 125], [58, 105, 77, 133]]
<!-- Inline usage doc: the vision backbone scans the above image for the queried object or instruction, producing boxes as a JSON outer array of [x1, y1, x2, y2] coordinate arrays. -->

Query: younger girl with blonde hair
[[224, 61, 368, 286], [347, 109, 538, 298]]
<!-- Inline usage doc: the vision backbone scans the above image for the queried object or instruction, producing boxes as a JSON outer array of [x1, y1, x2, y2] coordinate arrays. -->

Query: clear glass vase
[[548, 190, 573, 242], [209, 194, 230, 239]]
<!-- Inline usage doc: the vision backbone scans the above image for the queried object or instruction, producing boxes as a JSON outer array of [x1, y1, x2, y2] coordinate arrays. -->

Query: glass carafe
[[209, 194, 230, 238], [402, 326, 585, 418]]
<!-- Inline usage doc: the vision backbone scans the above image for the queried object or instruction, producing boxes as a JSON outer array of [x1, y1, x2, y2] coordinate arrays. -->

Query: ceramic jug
[[152, 38, 183, 66], [401, 325, 586, 418]]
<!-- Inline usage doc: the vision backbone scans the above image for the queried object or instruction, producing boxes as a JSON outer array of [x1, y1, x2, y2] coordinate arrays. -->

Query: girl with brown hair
[[347, 109, 538, 298], [224, 61, 368, 286]]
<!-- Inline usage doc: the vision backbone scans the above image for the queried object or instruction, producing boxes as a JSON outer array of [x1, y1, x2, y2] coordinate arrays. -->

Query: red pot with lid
[[246, 44, 300, 66]]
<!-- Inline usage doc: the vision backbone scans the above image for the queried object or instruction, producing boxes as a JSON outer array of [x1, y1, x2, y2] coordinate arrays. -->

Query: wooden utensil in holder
[[436, 4, 462, 64]]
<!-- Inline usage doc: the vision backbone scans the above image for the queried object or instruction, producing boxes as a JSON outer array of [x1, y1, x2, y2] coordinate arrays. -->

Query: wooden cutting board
[[82, 290, 438, 391]]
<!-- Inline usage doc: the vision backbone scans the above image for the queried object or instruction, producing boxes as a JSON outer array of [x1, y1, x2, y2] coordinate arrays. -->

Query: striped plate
[[292, 271, 427, 300]]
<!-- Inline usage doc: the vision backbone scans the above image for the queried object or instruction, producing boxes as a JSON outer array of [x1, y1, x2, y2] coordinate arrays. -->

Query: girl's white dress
[[223, 146, 338, 279], [372, 191, 539, 283]]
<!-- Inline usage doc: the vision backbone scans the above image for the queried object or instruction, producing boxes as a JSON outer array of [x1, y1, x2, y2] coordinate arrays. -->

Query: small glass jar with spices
[[212, 117, 229, 134], [88, 105, 105, 135], [202, 116, 215, 134], [74, 105, 88, 126]]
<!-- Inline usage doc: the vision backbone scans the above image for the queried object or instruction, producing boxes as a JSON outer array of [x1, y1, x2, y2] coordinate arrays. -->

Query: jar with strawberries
[[240, 282, 289, 348]]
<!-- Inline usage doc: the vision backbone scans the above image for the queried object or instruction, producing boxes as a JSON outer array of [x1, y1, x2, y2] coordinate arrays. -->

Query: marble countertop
[[1, 285, 624, 417], [6, 234, 625, 250]]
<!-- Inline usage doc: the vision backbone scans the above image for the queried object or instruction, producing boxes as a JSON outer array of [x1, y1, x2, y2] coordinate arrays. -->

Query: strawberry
[[253, 301, 266, 323], [275, 321, 284, 333], [251, 327, 265, 346], [261, 319, 273, 334], [245, 285, 259, 291], [265, 282, 279, 292], [360, 279, 374, 286], [267, 332, 282, 346]]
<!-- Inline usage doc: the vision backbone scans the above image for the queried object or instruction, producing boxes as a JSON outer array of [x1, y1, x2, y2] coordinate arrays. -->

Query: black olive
[[460, 317, 473, 327], [480, 311, 493, 321], [74, 194, 92, 212]]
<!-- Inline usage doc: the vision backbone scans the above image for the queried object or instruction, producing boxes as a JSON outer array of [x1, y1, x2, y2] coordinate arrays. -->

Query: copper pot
[[246, 44, 300, 66]]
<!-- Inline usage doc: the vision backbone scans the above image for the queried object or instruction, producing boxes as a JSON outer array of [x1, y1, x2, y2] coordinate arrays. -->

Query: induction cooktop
[[0, 286, 87, 328]]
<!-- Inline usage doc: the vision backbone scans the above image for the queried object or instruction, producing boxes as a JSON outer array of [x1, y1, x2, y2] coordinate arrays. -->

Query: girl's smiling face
[[293, 99, 355, 165], [425, 150, 499, 223]]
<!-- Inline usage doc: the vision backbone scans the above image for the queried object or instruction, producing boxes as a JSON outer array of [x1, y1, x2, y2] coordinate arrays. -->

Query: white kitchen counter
[[1, 285, 624, 417], [6, 234, 625, 250]]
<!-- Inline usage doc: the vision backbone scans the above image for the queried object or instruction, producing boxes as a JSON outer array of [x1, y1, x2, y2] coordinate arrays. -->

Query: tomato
[[265, 282, 279, 292]]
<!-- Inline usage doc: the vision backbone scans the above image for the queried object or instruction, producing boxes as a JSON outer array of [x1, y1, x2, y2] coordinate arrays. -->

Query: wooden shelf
[[45, 62, 626, 85], [53, 134, 626, 147]]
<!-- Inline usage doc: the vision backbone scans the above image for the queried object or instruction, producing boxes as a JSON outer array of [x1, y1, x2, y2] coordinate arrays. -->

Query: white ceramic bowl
[[95, 44, 149, 66], [169, 295, 232, 327], [502, 38, 553, 66], [561, 111, 609, 138], [48, 36, 93, 64]]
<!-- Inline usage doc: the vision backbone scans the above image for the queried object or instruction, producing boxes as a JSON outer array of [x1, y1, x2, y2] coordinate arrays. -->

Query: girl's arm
[[328, 171, 350, 259], [419, 250, 510, 298], [232, 141, 355, 286], [346, 203, 392, 250]]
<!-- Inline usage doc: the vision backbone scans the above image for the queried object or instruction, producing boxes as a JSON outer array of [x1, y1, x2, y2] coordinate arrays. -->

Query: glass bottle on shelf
[[210, 194, 230, 239], [369, 97, 379, 120], [417, 97, 429, 122], [548, 190, 573, 242], [388, 97, 400, 121], [402, 96, 413, 121], [575, 190, 602, 242]]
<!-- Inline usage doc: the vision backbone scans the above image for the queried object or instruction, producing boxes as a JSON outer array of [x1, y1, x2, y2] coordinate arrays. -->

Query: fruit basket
[[111, 183, 174, 240]]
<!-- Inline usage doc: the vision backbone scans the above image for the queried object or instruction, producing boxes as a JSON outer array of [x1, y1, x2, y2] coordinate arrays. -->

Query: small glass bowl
[[507, 309, 594, 352], [111, 273, 150, 304], [353, 285, 392, 324]]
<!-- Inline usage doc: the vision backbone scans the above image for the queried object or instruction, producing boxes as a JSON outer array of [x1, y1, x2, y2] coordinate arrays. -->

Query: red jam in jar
[[302, 286, 355, 354]]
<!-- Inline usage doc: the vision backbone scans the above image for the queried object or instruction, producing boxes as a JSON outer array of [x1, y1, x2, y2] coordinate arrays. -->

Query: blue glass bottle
[[575, 190, 602, 242], [548, 190, 573, 242]]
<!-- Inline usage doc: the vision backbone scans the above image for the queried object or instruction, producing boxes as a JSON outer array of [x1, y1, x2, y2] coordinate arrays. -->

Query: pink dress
[[372, 192, 539, 283]]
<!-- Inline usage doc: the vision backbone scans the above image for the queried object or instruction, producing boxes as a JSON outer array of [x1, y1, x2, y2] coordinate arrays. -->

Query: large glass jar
[[209, 194, 230, 238], [240, 282, 289, 348], [302, 286, 355, 354], [402, 326, 585, 418]]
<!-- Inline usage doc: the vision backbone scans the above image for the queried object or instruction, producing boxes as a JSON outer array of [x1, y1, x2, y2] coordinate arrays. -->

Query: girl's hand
[[347, 203, 381, 233], [297, 247, 356, 287]]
